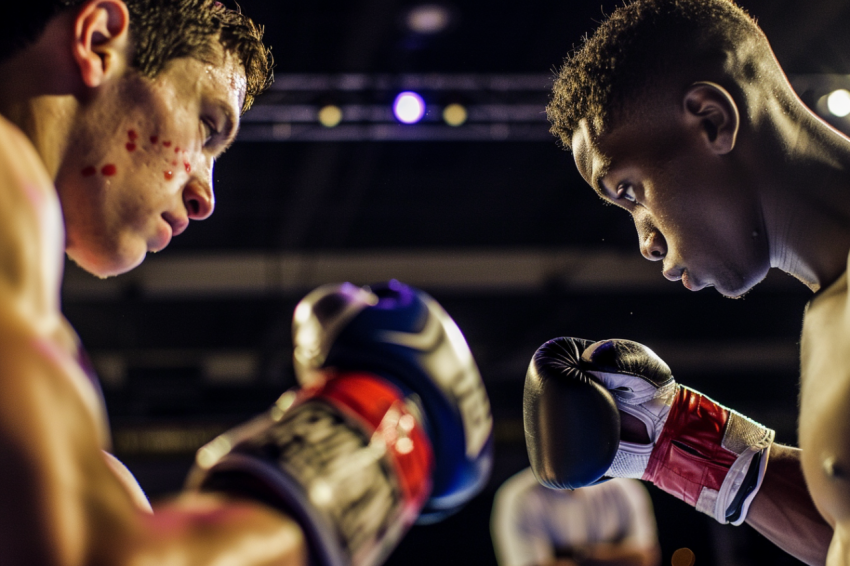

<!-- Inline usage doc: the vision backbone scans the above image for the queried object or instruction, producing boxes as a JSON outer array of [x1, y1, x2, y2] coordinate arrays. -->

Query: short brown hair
[[547, 0, 765, 150], [4, 0, 272, 113]]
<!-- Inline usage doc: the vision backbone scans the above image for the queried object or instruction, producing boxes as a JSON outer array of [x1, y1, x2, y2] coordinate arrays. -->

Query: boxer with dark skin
[[546, 0, 850, 564], [0, 1, 315, 564]]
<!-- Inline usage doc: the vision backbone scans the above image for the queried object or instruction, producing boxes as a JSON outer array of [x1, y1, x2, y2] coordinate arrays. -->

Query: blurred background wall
[[62, 1, 850, 563]]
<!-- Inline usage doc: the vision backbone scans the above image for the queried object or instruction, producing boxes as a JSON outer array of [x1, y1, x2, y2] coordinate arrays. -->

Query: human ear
[[71, 0, 130, 88], [682, 82, 740, 155]]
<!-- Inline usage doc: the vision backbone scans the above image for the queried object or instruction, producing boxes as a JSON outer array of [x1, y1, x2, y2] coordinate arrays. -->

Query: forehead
[[571, 119, 611, 196], [161, 49, 247, 114]]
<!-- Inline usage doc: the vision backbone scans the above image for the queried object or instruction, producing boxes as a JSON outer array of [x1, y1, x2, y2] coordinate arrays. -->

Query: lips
[[162, 212, 189, 237], [681, 270, 707, 292], [149, 217, 174, 253], [663, 265, 706, 291]]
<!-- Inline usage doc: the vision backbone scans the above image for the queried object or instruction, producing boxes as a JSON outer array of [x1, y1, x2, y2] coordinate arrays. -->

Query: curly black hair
[[2, 0, 272, 114], [548, 0, 769, 150]]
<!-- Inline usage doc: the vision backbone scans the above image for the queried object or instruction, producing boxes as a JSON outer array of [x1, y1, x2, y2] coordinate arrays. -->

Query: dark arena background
[[61, 0, 850, 564]]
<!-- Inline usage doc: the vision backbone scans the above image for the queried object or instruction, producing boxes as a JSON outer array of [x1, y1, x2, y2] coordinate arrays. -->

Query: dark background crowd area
[[61, 0, 850, 564]]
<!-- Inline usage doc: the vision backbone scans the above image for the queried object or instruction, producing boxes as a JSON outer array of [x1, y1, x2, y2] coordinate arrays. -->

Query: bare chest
[[800, 285, 850, 525]]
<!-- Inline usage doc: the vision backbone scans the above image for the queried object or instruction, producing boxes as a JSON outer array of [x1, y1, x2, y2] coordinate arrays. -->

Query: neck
[[757, 103, 850, 292], [0, 97, 78, 181], [0, 13, 81, 181]]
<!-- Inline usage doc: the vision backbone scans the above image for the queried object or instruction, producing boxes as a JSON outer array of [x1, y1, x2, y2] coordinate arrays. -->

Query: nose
[[183, 178, 215, 221], [637, 221, 667, 261]]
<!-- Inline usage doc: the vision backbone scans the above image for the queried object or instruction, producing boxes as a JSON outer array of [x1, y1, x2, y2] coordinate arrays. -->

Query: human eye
[[615, 183, 637, 203], [201, 117, 219, 145]]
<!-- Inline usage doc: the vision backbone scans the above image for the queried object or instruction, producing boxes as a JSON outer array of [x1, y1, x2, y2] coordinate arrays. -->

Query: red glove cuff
[[315, 372, 435, 512], [643, 387, 738, 506]]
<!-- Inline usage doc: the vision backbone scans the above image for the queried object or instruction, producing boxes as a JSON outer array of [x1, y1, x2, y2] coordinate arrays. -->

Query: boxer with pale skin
[[539, 0, 850, 564], [0, 1, 494, 565], [0, 1, 310, 564]]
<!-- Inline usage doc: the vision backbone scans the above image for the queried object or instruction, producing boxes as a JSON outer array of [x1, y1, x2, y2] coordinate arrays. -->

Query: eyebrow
[[217, 106, 239, 154], [591, 160, 612, 199], [575, 139, 612, 200]]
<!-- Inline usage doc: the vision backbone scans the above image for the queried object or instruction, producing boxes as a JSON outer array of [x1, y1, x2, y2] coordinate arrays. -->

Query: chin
[[66, 242, 146, 278], [716, 286, 751, 299], [715, 268, 768, 299]]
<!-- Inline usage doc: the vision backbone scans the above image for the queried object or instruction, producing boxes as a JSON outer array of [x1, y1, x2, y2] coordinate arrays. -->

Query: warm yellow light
[[828, 90, 850, 117], [443, 103, 467, 126], [318, 105, 343, 127]]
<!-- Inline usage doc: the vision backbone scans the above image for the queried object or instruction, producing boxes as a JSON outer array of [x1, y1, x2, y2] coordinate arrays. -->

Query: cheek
[[121, 128, 193, 185]]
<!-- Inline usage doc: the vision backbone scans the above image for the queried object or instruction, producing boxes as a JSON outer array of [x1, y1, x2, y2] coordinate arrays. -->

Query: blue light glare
[[393, 92, 426, 124]]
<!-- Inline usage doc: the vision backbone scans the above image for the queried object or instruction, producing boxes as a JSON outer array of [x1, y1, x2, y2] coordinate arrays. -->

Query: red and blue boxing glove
[[186, 281, 494, 566], [524, 337, 774, 525]]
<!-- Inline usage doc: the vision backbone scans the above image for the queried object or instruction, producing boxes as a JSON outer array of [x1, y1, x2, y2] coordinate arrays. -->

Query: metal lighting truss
[[237, 73, 850, 142], [238, 73, 554, 142]]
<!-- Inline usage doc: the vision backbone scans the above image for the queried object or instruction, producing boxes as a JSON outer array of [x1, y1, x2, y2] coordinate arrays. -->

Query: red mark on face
[[150, 136, 159, 144], [175, 147, 181, 153], [163, 141, 172, 147], [126, 143, 137, 152], [101, 164, 117, 176], [164, 170, 174, 180], [81, 166, 97, 177], [184, 162, 191, 174], [128, 130, 139, 141], [171, 160, 178, 167]]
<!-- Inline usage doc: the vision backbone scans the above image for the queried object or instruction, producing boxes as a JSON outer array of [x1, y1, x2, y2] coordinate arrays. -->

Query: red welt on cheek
[[126, 143, 137, 152], [150, 136, 158, 144], [81, 166, 96, 177], [164, 170, 174, 180], [163, 141, 172, 148], [101, 164, 117, 176], [184, 162, 191, 173], [128, 130, 139, 141]]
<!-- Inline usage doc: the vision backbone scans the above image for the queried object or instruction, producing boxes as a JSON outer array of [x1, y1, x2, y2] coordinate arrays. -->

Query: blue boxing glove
[[186, 281, 493, 566], [292, 280, 494, 521]]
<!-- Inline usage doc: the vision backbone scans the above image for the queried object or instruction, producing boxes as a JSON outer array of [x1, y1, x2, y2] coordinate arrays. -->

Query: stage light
[[394, 92, 426, 124], [318, 105, 343, 127], [827, 89, 850, 117], [406, 4, 451, 34], [443, 103, 467, 126]]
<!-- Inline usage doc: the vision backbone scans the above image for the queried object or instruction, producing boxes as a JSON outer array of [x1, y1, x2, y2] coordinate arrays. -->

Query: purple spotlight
[[393, 91, 426, 124]]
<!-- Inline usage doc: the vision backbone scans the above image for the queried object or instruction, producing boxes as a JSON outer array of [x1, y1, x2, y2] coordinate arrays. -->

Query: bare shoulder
[[0, 112, 82, 414], [0, 114, 65, 329], [800, 268, 850, 529]]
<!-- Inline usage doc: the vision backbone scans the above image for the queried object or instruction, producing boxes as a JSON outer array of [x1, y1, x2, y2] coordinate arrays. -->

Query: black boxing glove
[[523, 337, 621, 489], [524, 337, 774, 525]]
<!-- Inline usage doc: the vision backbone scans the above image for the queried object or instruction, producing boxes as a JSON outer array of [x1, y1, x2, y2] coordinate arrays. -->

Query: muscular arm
[[746, 444, 832, 566], [0, 303, 309, 566]]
